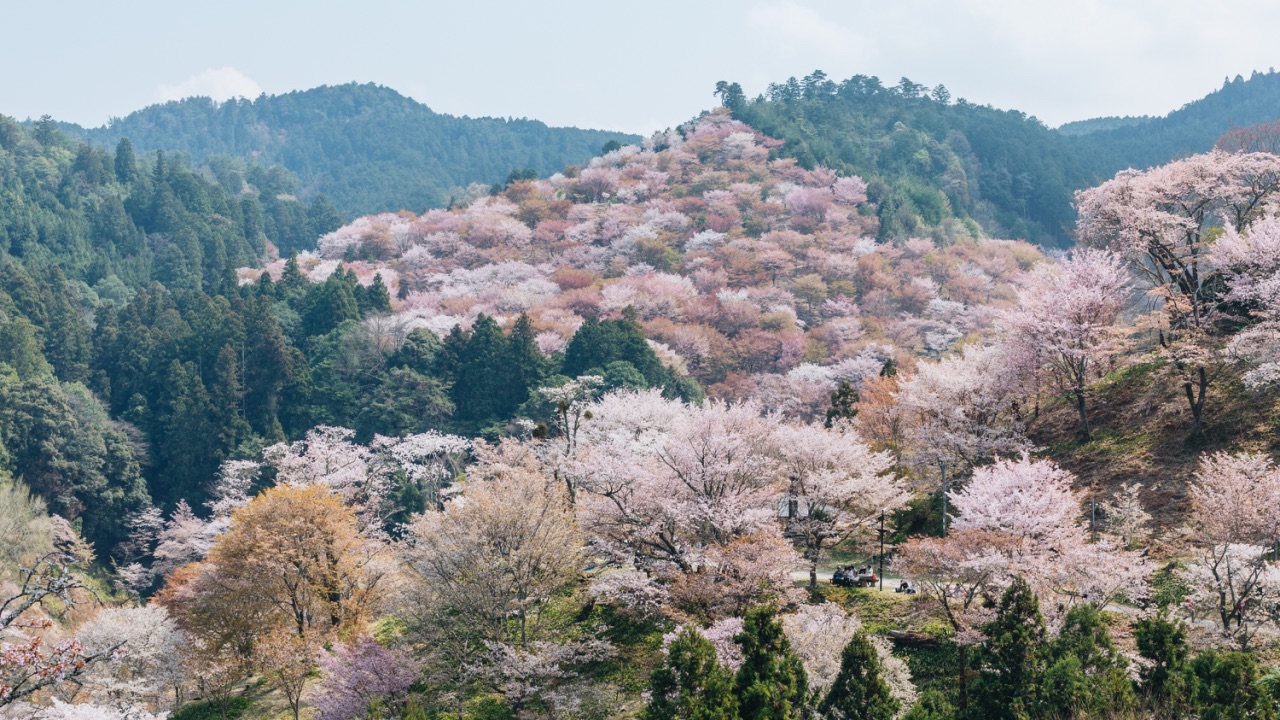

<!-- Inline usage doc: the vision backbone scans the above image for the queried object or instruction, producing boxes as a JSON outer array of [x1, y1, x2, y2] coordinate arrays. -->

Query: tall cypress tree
[[114, 137, 138, 184], [818, 633, 898, 720], [506, 314, 545, 409], [735, 606, 809, 720], [968, 577, 1046, 720], [643, 627, 739, 720], [449, 314, 512, 432]]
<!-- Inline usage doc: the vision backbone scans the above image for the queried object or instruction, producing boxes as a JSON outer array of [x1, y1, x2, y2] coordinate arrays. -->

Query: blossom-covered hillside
[[243, 112, 1043, 418]]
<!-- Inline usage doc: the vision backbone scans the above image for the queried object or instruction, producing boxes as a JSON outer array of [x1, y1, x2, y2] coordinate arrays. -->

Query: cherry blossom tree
[[948, 453, 1147, 612], [0, 554, 119, 708], [1076, 150, 1280, 435], [780, 603, 916, 711], [77, 604, 187, 712], [483, 637, 614, 718], [1180, 451, 1280, 650], [773, 421, 903, 588], [403, 464, 582, 646], [150, 501, 213, 579], [568, 392, 797, 616], [1002, 249, 1130, 440], [253, 626, 318, 720], [895, 344, 1029, 480], [313, 637, 417, 720], [1210, 215, 1280, 389]]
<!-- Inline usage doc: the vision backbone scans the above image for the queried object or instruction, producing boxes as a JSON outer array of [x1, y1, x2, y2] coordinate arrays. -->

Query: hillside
[[1069, 69, 1280, 174], [721, 69, 1280, 246], [65, 83, 640, 220]]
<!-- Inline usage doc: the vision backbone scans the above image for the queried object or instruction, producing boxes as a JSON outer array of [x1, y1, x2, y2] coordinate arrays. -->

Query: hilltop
[[720, 69, 1280, 246], [62, 82, 639, 220]]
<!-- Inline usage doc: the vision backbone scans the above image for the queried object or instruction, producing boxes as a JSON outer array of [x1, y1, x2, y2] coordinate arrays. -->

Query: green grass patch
[[170, 697, 253, 720]]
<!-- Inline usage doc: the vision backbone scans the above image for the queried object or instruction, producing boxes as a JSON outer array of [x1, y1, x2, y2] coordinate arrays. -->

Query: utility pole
[[878, 511, 886, 592], [939, 461, 948, 538]]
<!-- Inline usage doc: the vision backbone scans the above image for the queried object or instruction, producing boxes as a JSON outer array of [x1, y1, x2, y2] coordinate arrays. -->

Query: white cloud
[[745, 1, 867, 60], [155, 67, 261, 103]]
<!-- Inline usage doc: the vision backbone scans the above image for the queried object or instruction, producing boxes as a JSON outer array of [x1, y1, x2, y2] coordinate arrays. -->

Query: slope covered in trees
[[1070, 69, 1280, 175], [8, 82, 1280, 720], [719, 69, 1280, 246], [65, 83, 640, 220]]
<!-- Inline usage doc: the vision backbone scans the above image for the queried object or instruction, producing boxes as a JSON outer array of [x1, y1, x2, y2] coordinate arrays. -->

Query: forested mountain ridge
[[62, 83, 641, 220], [1069, 69, 1280, 174], [718, 68, 1280, 246]]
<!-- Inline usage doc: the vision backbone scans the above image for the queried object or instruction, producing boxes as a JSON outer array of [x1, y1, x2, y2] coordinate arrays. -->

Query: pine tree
[[1134, 615, 1193, 718], [1191, 650, 1276, 720], [505, 314, 546, 409], [1041, 604, 1136, 717], [114, 138, 138, 184], [968, 577, 1046, 720], [209, 344, 251, 455], [449, 314, 512, 432], [824, 379, 859, 428], [643, 627, 739, 720], [818, 633, 898, 720], [358, 273, 392, 315], [735, 606, 809, 720], [281, 251, 306, 291], [901, 691, 953, 720], [301, 272, 359, 337]]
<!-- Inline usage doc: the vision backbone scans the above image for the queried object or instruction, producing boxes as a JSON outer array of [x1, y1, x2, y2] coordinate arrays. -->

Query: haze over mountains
[[45, 69, 1280, 248]]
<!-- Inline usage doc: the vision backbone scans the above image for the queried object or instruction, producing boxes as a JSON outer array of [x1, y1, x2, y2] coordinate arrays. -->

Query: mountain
[[1068, 69, 1280, 175], [721, 73, 1094, 246], [65, 83, 640, 220], [719, 69, 1280, 246]]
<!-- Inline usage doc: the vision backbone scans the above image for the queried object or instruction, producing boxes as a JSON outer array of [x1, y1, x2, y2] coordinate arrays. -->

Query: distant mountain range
[[59, 83, 639, 219], [38, 70, 1280, 246]]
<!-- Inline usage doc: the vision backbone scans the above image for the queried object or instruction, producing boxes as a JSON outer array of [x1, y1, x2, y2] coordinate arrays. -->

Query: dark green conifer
[[818, 632, 898, 720], [643, 627, 739, 720], [735, 606, 809, 720]]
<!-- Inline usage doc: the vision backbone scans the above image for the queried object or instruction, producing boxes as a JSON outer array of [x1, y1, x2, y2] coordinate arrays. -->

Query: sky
[[4, 0, 1279, 134]]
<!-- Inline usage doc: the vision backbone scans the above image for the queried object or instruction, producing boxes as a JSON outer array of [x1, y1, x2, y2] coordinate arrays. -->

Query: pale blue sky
[[5, 0, 1279, 133]]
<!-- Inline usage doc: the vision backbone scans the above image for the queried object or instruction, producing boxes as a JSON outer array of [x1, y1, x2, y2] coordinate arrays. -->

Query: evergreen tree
[[1040, 604, 1136, 718], [1191, 650, 1275, 720], [505, 314, 545, 409], [735, 606, 809, 720], [0, 318, 52, 380], [355, 367, 453, 441], [114, 138, 138, 184], [389, 328, 442, 375], [446, 314, 513, 433], [562, 315, 666, 388], [643, 626, 740, 720], [1134, 614, 1193, 717], [824, 379, 859, 428], [818, 632, 898, 720], [968, 577, 1046, 720], [209, 344, 251, 454], [357, 272, 392, 315], [301, 271, 359, 337], [306, 194, 345, 238], [901, 691, 953, 720], [281, 251, 306, 291], [154, 359, 218, 505]]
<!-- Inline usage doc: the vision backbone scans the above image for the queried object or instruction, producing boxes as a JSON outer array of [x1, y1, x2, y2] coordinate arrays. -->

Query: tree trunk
[[1183, 365, 1208, 437], [1074, 385, 1091, 442], [809, 561, 818, 590]]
